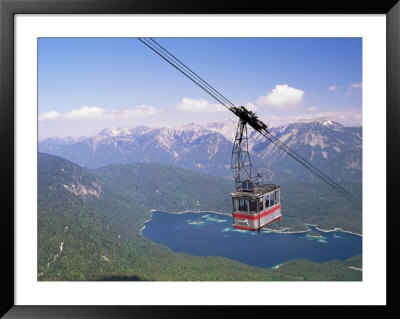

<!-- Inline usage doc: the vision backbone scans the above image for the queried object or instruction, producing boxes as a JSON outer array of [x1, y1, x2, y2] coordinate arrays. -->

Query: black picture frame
[[1, 0, 398, 317]]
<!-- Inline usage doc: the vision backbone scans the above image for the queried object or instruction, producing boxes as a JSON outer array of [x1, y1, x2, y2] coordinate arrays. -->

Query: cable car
[[231, 181, 281, 231], [230, 113, 282, 231]]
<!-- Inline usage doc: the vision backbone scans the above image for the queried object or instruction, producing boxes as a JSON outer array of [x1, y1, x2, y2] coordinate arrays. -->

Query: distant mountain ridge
[[39, 119, 362, 182]]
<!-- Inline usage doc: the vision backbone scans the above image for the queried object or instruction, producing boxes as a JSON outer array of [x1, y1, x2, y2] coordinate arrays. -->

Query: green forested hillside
[[38, 152, 361, 281], [92, 163, 233, 214]]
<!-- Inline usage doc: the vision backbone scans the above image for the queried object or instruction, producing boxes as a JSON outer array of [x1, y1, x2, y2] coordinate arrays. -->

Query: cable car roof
[[231, 184, 280, 198]]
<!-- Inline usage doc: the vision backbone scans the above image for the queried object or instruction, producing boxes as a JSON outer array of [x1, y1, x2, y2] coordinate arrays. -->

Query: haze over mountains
[[39, 119, 362, 183]]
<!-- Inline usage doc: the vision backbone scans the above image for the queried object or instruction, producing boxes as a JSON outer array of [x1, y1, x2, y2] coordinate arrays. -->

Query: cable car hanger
[[138, 38, 362, 213]]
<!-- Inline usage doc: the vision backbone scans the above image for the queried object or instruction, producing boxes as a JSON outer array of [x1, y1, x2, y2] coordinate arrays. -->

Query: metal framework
[[231, 118, 262, 190]]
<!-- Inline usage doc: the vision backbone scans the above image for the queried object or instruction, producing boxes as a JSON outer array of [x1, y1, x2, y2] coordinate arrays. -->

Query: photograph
[[3, 2, 397, 315], [37, 37, 363, 282]]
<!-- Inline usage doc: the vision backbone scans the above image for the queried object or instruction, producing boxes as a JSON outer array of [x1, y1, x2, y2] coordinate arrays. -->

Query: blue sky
[[38, 38, 362, 139]]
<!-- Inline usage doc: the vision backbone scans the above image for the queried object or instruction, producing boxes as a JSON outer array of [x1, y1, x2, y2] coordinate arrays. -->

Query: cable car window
[[238, 198, 248, 212], [265, 194, 270, 208], [275, 190, 280, 203], [233, 198, 238, 211], [270, 192, 275, 206], [241, 181, 254, 191], [249, 199, 257, 214], [258, 198, 264, 211]]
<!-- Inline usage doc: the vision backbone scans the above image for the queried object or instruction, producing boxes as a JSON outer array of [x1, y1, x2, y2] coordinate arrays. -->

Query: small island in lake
[[307, 231, 325, 238]]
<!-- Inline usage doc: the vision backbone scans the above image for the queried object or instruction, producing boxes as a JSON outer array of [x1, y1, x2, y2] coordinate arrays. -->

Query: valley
[[38, 136, 362, 281]]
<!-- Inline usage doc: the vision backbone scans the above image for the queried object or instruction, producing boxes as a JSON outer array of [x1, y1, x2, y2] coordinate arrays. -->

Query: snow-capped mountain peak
[[99, 125, 153, 137], [204, 118, 238, 141]]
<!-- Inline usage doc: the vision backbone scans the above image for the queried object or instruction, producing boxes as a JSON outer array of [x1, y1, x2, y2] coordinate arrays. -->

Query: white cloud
[[328, 85, 337, 91], [38, 110, 60, 121], [257, 84, 304, 110], [121, 105, 160, 118], [39, 105, 161, 122], [349, 82, 362, 89], [175, 98, 227, 113], [64, 106, 107, 120], [244, 102, 257, 111], [309, 106, 318, 112], [345, 82, 362, 96]]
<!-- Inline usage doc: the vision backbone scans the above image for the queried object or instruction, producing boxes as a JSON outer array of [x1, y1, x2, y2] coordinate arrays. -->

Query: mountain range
[[39, 119, 362, 183]]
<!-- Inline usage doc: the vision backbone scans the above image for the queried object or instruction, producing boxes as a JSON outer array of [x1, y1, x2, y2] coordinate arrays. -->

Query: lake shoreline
[[139, 218, 153, 234], [262, 227, 310, 234], [304, 223, 362, 237]]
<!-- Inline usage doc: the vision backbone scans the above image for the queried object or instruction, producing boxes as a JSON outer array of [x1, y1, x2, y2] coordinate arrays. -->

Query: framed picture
[[1, 0, 398, 317]]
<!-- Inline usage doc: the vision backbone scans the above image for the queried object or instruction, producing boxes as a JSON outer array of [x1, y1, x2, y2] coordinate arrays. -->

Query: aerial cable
[[140, 38, 234, 110], [258, 129, 362, 208], [264, 130, 358, 198], [258, 128, 360, 204], [138, 38, 362, 209]]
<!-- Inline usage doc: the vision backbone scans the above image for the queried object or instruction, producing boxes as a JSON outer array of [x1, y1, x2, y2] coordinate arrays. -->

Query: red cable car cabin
[[231, 182, 281, 231]]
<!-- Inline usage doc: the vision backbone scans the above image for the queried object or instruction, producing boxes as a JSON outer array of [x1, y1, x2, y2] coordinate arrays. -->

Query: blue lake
[[142, 211, 362, 268]]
